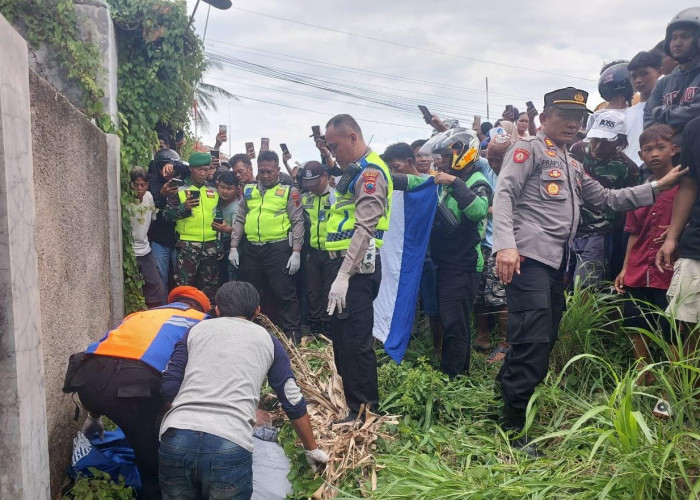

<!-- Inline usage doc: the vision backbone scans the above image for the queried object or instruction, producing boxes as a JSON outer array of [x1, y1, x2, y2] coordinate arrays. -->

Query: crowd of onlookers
[[63, 8, 700, 499]]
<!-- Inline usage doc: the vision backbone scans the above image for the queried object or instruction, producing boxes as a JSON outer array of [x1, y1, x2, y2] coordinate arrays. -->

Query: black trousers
[[240, 240, 301, 337], [75, 356, 163, 500], [330, 255, 382, 415], [497, 258, 565, 421], [437, 268, 482, 379], [305, 248, 336, 326]]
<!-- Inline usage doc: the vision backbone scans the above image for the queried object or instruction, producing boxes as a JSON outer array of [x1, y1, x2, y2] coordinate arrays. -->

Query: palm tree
[[192, 59, 237, 133]]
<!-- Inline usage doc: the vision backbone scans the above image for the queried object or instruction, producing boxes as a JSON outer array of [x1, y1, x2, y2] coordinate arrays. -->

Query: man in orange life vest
[[64, 286, 209, 500]]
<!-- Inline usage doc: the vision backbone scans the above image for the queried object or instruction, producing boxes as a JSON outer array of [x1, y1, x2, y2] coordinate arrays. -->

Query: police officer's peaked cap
[[543, 87, 593, 113], [188, 152, 212, 168]]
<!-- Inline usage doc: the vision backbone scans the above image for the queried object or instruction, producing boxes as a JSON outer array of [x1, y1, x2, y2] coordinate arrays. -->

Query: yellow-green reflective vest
[[325, 151, 392, 251], [176, 184, 219, 242], [302, 190, 332, 250], [242, 183, 291, 243]]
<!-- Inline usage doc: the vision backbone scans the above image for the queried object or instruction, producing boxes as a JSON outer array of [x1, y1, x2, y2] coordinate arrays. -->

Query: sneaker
[[332, 412, 360, 426], [510, 435, 543, 458], [652, 398, 672, 420]]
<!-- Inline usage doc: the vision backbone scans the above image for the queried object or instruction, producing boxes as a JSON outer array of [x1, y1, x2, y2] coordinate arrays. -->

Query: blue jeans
[[159, 428, 253, 500], [151, 241, 177, 302]]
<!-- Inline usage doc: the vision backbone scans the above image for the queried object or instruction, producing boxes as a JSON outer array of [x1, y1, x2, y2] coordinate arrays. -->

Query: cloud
[[187, 0, 689, 164]]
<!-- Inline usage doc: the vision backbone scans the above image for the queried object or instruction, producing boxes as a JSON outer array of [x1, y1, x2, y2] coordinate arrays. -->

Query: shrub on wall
[[0, 0, 205, 313]]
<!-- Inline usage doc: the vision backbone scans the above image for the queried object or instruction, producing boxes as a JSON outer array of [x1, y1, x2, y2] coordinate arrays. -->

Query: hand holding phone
[[311, 126, 321, 142], [418, 105, 433, 124], [245, 142, 256, 159], [526, 100, 539, 117], [260, 138, 270, 152], [472, 115, 482, 131], [280, 143, 290, 156]]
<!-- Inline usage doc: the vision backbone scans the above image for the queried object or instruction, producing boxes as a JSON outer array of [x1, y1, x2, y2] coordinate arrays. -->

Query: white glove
[[286, 252, 301, 275], [228, 247, 239, 268], [327, 271, 350, 315], [305, 447, 329, 473], [82, 414, 104, 440]]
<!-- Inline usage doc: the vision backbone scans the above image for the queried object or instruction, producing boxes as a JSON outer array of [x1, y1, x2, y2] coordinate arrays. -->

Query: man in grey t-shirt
[[159, 281, 328, 499]]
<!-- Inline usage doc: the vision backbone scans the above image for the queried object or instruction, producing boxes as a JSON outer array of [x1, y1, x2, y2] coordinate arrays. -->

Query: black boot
[[500, 403, 542, 458]]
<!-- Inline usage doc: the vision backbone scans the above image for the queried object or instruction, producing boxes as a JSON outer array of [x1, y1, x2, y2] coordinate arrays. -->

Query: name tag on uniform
[[206, 189, 216, 198], [275, 188, 285, 196]]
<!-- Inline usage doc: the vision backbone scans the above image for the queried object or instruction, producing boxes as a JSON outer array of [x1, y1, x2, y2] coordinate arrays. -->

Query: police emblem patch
[[574, 92, 585, 102], [545, 149, 557, 157], [546, 182, 560, 195], [292, 191, 300, 206], [513, 148, 530, 163], [275, 187, 285, 196], [549, 169, 562, 178], [363, 171, 378, 194], [206, 189, 216, 198], [243, 186, 254, 199]]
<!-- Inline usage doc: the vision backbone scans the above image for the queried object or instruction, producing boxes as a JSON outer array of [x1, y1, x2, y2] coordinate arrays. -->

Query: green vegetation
[[282, 288, 700, 499], [0, 0, 206, 313]]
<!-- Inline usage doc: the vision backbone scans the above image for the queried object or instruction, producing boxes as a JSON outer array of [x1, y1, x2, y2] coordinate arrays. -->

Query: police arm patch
[[513, 148, 530, 163], [363, 171, 379, 194]]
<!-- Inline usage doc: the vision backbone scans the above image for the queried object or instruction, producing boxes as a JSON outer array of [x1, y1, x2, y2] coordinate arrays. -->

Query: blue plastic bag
[[67, 428, 142, 490]]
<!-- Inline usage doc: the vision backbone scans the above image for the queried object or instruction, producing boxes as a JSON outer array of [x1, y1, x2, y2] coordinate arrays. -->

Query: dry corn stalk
[[259, 316, 399, 499]]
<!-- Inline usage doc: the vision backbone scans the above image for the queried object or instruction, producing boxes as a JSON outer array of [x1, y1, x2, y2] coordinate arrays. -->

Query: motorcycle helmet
[[664, 7, 700, 63], [420, 128, 480, 171], [598, 63, 634, 104]]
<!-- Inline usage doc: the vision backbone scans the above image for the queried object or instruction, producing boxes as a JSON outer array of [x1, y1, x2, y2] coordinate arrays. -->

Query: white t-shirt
[[131, 191, 156, 257], [624, 102, 645, 167]]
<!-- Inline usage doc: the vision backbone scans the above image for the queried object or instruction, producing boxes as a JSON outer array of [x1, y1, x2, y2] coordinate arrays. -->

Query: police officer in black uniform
[[492, 87, 687, 453]]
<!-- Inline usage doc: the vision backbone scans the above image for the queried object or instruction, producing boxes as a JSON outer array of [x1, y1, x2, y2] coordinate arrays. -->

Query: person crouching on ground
[[159, 281, 329, 499]]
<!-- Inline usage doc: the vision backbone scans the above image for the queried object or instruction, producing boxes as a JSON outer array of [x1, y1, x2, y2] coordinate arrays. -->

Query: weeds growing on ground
[[281, 285, 700, 499]]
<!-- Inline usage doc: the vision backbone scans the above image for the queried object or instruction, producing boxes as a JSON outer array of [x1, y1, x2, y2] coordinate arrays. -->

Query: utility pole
[[485, 77, 490, 121]]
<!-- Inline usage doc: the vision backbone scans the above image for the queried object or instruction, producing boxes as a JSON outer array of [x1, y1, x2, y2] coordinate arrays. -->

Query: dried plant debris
[[259, 316, 399, 499]]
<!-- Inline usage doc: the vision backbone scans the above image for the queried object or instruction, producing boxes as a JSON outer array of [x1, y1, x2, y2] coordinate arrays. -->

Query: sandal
[[487, 346, 510, 364]]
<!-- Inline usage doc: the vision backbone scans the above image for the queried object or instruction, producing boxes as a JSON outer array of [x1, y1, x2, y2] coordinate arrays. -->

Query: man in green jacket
[[421, 128, 492, 379]]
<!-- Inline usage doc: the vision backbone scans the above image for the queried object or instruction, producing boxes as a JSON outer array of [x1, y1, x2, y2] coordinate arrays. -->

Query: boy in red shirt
[[614, 124, 678, 384]]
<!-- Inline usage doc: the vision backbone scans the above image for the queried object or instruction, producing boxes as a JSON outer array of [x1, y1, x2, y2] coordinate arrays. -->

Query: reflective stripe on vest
[[243, 183, 291, 243], [176, 185, 219, 242], [302, 191, 332, 250], [325, 151, 393, 251], [86, 303, 207, 372]]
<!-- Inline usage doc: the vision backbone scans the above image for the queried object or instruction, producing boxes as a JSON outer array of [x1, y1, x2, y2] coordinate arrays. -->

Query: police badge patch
[[363, 171, 378, 194], [546, 182, 560, 195], [513, 148, 530, 163]]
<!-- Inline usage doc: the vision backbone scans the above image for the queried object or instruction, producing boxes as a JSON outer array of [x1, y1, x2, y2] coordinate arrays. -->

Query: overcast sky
[[186, 0, 690, 165]]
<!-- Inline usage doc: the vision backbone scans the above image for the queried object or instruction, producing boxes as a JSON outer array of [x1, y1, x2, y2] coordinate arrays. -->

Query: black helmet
[[598, 63, 634, 104], [154, 148, 180, 165], [664, 8, 700, 62]]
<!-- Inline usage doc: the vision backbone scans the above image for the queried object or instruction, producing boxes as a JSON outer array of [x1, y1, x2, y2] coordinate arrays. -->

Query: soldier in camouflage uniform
[[164, 152, 222, 303], [569, 109, 639, 288]]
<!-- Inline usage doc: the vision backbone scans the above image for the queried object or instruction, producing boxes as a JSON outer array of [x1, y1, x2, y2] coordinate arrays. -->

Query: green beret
[[188, 152, 212, 168]]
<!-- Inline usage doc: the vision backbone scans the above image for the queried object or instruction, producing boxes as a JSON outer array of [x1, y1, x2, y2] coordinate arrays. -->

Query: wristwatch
[[650, 180, 661, 197]]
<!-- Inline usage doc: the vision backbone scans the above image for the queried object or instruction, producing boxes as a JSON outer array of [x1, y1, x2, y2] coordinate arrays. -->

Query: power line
[[229, 7, 596, 82], [231, 93, 427, 129], [206, 51, 497, 118], [205, 39, 536, 103]]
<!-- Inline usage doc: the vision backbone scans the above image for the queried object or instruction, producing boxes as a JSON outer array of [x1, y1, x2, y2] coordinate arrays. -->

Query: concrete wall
[[29, 69, 123, 496], [0, 14, 50, 500], [25, 0, 118, 121], [0, 12, 123, 498]]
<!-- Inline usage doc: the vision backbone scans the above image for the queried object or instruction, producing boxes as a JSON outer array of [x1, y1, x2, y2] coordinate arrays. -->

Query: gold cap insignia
[[574, 92, 585, 103]]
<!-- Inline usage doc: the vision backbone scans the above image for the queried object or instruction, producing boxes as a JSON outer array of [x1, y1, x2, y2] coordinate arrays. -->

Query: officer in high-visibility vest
[[229, 150, 305, 342], [323, 114, 392, 422], [63, 286, 210, 500], [299, 161, 335, 335], [164, 152, 221, 302]]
